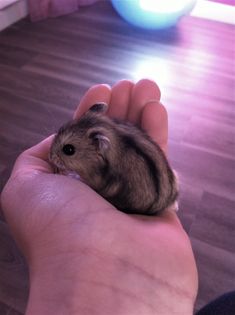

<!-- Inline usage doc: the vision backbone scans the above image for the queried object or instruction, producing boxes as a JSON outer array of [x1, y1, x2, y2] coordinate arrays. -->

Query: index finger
[[73, 84, 111, 119]]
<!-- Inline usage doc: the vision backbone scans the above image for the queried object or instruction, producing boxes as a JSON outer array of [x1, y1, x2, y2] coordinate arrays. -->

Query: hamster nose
[[48, 150, 54, 163]]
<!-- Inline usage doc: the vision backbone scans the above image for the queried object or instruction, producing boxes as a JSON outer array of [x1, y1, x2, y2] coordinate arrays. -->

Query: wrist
[[26, 244, 194, 315], [27, 247, 133, 315]]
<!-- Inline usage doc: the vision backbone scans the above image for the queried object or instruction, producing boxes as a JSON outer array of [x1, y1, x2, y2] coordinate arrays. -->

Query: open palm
[[1, 79, 198, 315]]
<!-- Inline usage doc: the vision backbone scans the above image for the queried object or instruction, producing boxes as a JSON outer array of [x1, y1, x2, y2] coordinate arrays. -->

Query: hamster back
[[49, 103, 178, 215]]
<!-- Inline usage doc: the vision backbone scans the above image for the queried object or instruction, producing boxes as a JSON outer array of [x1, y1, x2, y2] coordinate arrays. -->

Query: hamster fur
[[49, 103, 178, 215]]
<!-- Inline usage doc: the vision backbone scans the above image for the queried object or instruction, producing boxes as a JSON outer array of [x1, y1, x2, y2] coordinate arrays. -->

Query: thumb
[[11, 135, 55, 177]]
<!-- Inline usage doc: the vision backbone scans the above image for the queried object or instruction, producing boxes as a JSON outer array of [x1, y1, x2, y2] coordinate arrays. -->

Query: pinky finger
[[141, 101, 168, 155]]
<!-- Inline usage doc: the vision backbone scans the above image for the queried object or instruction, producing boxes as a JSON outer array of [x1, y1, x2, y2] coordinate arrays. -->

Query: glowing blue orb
[[111, 0, 197, 29]]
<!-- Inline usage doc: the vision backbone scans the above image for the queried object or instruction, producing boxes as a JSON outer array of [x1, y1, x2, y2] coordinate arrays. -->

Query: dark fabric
[[196, 291, 235, 315]]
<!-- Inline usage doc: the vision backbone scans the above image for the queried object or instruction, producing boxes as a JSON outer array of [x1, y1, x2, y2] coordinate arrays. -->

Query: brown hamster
[[49, 103, 178, 215]]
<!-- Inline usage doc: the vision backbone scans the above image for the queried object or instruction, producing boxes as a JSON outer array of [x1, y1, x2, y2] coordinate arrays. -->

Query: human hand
[[1, 79, 198, 315]]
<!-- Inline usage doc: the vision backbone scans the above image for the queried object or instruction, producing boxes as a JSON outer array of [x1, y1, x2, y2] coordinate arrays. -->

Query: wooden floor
[[0, 1, 234, 314]]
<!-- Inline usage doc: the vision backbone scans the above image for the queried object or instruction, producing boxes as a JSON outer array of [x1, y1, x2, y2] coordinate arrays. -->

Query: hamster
[[49, 103, 178, 215]]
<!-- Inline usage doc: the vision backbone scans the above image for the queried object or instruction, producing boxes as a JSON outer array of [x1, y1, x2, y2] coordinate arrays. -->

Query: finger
[[24, 135, 55, 159], [108, 80, 134, 119], [73, 84, 111, 119], [141, 101, 168, 155], [12, 136, 55, 175], [128, 79, 161, 125]]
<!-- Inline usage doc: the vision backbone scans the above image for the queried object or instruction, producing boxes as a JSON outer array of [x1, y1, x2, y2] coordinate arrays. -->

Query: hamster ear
[[88, 103, 108, 114], [88, 129, 110, 155]]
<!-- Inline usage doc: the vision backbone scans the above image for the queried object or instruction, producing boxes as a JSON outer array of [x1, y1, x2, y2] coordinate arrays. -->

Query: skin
[[1, 79, 198, 315]]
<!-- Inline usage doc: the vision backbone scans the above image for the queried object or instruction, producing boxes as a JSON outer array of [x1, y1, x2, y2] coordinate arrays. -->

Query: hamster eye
[[62, 144, 76, 156]]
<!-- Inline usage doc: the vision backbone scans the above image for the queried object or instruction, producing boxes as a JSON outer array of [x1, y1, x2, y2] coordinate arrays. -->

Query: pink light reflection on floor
[[191, 0, 235, 25]]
